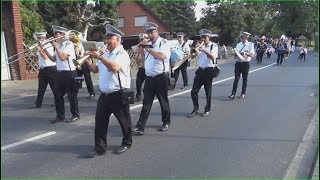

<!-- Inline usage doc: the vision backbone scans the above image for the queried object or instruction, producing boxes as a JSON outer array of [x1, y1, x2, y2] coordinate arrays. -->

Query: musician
[[33, 32, 57, 109], [228, 31, 255, 100], [275, 38, 288, 65], [134, 33, 147, 102], [132, 22, 171, 135], [75, 41, 95, 99], [256, 36, 267, 63], [86, 24, 132, 157], [173, 32, 190, 89], [45, 25, 80, 123], [187, 29, 218, 118]]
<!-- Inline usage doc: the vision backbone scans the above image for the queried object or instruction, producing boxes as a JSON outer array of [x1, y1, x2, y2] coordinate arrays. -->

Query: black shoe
[[132, 127, 144, 136], [159, 124, 169, 132], [113, 145, 130, 154], [180, 86, 188, 89], [87, 150, 105, 158], [65, 116, 80, 123], [86, 94, 95, 99], [50, 118, 64, 124], [32, 104, 41, 109], [186, 110, 199, 118], [134, 96, 141, 102], [199, 111, 210, 117], [239, 94, 245, 98], [228, 95, 235, 100]]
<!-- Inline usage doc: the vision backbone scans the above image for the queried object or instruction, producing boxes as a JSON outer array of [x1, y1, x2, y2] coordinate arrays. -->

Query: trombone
[[2, 30, 83, 67], [73, 44, 107, 69]]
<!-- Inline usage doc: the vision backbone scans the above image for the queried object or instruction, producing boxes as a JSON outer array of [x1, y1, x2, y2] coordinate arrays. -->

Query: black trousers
[[94, 91, 132, 153], [136, 73, 170, 130], [55, 71, 79, 119], [191, 67, 214, 112], [299, 53, 306, 61], [256, 51, 264, 63], [35, 66, 57, 107], [173, 60, 188, 87], [135, 67, 146, 98], [76, 63, 94, 95], [277, 53, 285, 64], [267, 52, 271, 59], [231, 61, 250, 95]]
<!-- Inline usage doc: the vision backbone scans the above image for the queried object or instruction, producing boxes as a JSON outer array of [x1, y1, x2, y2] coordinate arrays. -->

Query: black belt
[[236, 61, 249, 63], [102, 90, 121, 96], [57, 70, 76, 72], [147, 72, 169, 79], [40, 66, 56, 70], [198, 67, 213, 70]]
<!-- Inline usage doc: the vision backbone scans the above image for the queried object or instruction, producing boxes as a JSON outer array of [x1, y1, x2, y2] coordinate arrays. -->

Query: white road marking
[[2, 63, 276, 150], [1, 131, 56, 151]]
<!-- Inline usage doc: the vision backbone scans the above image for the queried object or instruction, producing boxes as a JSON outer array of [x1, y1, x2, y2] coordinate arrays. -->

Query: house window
[[118, 17, 124, 28], [135, 16, 147, 27]]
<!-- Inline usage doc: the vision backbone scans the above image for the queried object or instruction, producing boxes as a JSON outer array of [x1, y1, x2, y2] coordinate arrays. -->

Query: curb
[[284, 107, 319, 178]]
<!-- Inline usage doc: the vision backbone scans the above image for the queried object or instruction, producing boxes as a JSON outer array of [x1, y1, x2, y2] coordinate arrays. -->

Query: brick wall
[[118, 2, 169, 36], [2, 1, 38, 80]]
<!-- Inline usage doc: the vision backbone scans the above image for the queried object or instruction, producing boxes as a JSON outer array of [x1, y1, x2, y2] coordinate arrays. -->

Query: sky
[[194, 1, 208, 21]]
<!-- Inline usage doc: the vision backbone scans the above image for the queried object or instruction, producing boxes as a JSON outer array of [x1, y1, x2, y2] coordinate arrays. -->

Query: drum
[[170, 48, 185, 65]]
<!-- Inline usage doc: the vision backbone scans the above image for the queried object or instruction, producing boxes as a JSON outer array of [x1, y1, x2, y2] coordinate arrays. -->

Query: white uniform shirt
[[197, 42, 218, 68], [144, 37, 171, 77], [97, 45, 131, 94], [55, 40, 77, 71], [37, 42, 56, 69], [178, 41, 190, 53], [235, 41, 255, 62]]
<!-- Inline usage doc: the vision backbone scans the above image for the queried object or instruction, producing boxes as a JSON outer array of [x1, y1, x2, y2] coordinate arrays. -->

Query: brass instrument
[[190, 41, 204, 59], [3, 30, 84, 67], [73, 43, 107, 69]]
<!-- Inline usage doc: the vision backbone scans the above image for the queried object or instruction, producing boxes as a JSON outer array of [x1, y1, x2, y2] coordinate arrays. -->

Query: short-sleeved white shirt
[[178, 41, 190, 53], [55, 40, 77, 71], [197, 42, 218, 68], [144, 37, 171, 77], [235, 41, 255, 62], [37, 42, 56, 68], [97, 45, 131, 94]]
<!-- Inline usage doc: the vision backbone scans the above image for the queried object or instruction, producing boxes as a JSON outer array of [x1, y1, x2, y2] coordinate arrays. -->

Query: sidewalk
[[312, 152, 319, 179]]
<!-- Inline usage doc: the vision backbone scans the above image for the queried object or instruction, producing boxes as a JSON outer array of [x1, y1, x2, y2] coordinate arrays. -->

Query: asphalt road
[[1, 52, 318, 178]]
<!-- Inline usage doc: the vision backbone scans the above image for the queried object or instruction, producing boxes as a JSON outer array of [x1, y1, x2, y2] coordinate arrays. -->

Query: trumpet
[[190, 41, 204, 59], [3, 30, 84, 67], [73, 44, 107, 69]]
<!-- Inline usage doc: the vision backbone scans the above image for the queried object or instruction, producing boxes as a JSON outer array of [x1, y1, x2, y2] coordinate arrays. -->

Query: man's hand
[[85, 58, 93, 66], [51, 41, 59, 49], [89, 50, 100, 59]]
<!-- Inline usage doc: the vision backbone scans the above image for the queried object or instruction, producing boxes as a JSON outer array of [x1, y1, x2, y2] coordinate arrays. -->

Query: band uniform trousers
[[277, 53, 285, 64], [173, 60, 188, 87], [35, 66, 57, 107], [55, 70, 79, 119], [191, 67, 214, 112], [267, 52, 271, 59], [76, 63, 95, 95], [135, 67, 146, 98], [256, 51, 264, 63], [94, 91, 132, 153], [136, 73, 170, 130], [231, 61, 250, 95]]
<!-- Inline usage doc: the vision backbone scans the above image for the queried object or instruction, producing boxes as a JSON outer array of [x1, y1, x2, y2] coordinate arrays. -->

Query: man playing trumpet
[[228, 31, 255, 100], [187, 29, 218, 118]]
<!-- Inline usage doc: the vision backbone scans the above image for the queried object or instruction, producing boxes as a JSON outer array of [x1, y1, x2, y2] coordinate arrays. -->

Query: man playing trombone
[[33, 32, 57, 109], [44, 25, 80, 124], [187, 29, 218, 118]]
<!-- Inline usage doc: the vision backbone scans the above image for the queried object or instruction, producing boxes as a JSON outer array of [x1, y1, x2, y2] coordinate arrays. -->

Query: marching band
[[20, 21, 299, 157]]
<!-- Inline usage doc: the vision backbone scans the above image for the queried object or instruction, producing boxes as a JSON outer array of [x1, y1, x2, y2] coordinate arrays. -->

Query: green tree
[[20, 1, 45, 46]]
